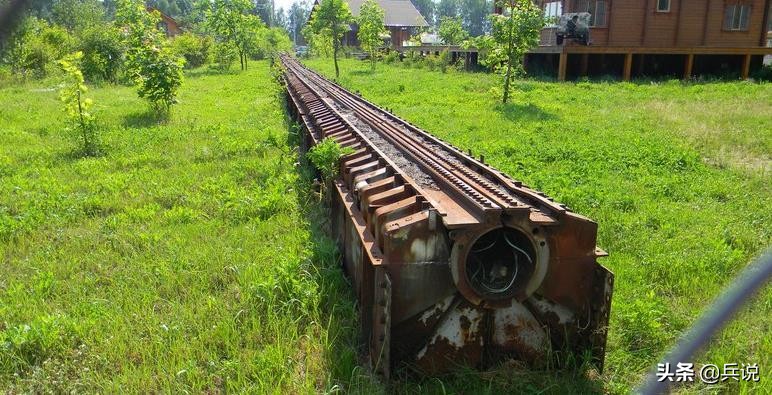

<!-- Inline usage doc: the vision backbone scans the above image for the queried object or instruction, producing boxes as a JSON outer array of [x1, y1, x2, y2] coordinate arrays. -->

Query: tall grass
[[0, 63, 381, 393]]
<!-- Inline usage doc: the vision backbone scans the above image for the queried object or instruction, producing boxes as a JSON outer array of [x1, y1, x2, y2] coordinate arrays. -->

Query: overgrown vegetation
[[307, 137, 355, 200], [304, 57, 771, 393], [0, 60, 382, 393]]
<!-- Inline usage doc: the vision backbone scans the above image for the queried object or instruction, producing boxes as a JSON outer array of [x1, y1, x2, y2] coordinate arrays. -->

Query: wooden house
[[147, 6, 183, 38], [310, 0, 429, 49], [528, 0, 772, 80]]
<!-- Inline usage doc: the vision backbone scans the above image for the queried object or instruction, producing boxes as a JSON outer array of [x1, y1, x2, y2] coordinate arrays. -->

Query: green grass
[[302, 57, 772, 393], [0, 62, 380, 393], [1, 57, 769, 394]]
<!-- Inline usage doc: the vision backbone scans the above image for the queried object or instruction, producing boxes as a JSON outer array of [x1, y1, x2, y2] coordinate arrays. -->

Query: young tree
[[203, 0, 264, 70], [58, 51, 99, 156], [481, 0, 544, 103], [308, 0, 353, 78], [357, 0, 386, 71], [117, 0, 184, 113], [438, 16, 467, 46]]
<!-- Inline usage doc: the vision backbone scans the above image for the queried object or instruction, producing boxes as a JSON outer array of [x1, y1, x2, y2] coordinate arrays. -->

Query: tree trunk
[[503, 59, 512, 104], [503, 9, 516, 104], [333, 40, 340, 78], [77, 89, 88, 150]]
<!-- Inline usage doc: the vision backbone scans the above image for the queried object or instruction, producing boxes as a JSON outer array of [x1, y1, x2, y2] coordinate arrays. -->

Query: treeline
[[0, 0, 293, 157], [0, 0, 292, 83]]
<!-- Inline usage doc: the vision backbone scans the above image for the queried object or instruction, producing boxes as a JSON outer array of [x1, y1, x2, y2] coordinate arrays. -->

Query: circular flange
[[450, 223, 549, 306]]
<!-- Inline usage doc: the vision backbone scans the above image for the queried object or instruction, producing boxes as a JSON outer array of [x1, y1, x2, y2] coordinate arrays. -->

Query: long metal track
[[280, 54, 614, 378]]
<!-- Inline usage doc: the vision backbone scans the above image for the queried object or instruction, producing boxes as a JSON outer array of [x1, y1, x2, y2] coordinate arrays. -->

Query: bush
[[424, 53, 439, 71], [134, 48, 185, 112], [171, 32, 212, 69], [438, 50, 454, 73], [307, 137, 354, 181], [5, 18, 75, 78], [212, 41, 238, 71], [383, 51, 399, 64], [751, 64, 772, 82], [402, 51, 424, 69], [79, 25, 124, 83], [0, 65, 15, 88]]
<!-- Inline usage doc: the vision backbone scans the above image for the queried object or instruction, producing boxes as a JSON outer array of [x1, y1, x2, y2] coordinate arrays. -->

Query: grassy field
[[1, 56, 769, 394], [0, 62, 382, 393], [303, 57, 772, 393]]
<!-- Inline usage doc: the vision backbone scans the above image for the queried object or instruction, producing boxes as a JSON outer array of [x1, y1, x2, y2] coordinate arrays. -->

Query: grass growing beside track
[[0, 62, 382, 393], [304, 57, 771, 393]]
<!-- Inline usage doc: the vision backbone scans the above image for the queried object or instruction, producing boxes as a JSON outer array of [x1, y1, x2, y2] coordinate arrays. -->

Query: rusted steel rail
[[280, 54, 614, 377]]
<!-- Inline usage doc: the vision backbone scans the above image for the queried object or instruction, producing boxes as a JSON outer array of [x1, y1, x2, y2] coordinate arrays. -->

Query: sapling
[[58, 51, 99, 156]]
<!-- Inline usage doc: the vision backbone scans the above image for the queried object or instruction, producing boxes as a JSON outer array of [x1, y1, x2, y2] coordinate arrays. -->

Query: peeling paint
[[418, 294, 455, 325], [529, 296, 575, 324], [492, 300, 548, 360]]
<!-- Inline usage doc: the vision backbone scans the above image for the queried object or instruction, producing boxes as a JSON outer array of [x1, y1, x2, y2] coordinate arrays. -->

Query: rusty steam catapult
[[280, 54, 614, 378]]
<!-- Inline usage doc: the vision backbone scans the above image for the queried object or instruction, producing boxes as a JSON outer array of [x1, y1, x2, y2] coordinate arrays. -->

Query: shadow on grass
[[123, 109, 168, 128], [494, 102, 559, 122], [184, 67, 241, 79], [350, 69, 375, 76]]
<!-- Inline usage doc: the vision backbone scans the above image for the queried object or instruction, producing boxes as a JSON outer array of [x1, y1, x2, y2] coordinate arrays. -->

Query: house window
[[724, 4, 752, 31], [657, 0, 670, 12], [594, 1, 607, 26], [544, 1, 562, 26], [574, 0, 607, 27]]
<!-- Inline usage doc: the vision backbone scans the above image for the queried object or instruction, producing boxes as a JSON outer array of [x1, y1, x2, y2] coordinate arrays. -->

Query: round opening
[[465, 227, 537, 299]]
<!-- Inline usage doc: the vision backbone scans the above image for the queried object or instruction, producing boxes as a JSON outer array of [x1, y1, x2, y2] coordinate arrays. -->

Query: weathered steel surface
[[280, 54, 614, 377]]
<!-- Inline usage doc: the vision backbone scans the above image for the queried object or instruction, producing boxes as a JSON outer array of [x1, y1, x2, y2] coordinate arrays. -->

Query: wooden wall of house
[[702, 0, 768, 46], [538, 0, 770, 48], [389, 27, 411, 48]]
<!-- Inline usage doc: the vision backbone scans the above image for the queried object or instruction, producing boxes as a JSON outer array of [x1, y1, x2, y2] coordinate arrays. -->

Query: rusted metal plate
[[280, 54, 614, 378]]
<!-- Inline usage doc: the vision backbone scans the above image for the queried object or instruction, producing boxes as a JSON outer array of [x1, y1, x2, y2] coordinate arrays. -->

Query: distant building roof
[[361, 0, 427, 27], [337, 0, 428, 27]]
